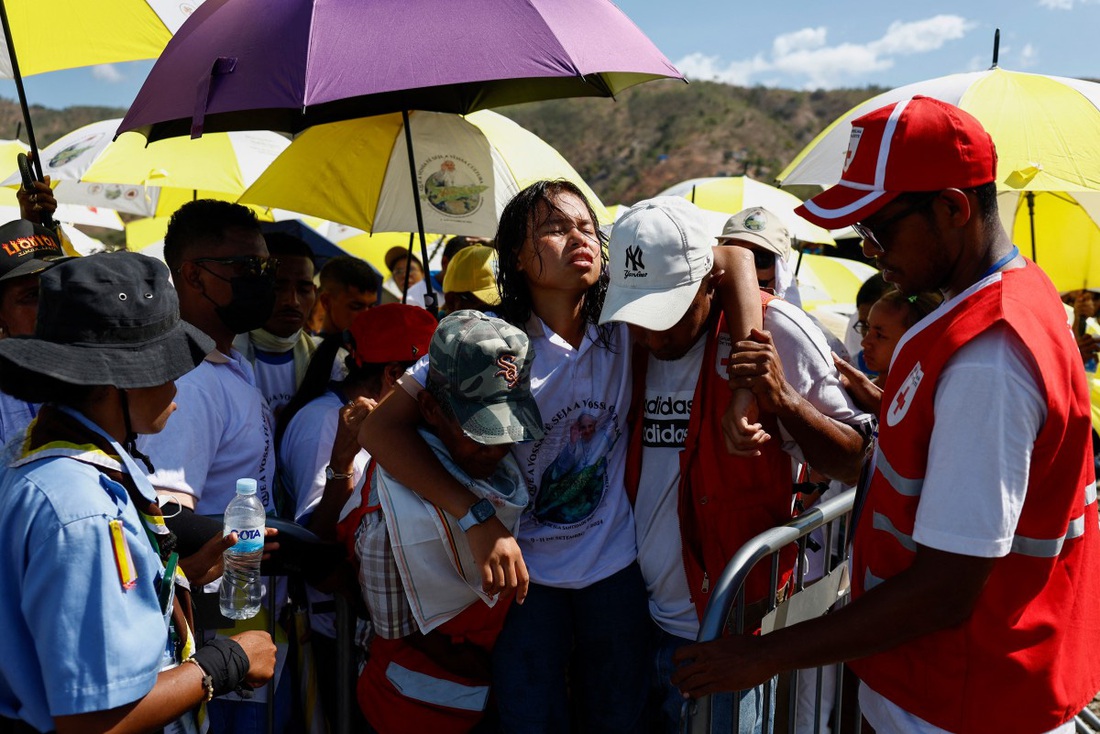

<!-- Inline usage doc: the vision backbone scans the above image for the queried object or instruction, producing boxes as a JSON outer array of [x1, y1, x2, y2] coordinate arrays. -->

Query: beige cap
[[715, 206, 791, 260]]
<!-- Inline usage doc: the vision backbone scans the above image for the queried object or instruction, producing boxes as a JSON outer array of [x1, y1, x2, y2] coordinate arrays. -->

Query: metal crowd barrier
[[683, 488, 859, 734]]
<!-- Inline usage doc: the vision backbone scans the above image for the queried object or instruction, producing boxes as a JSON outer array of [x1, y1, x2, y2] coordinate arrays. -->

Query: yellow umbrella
[[655, 176, 836, 246], [2, 119, 288, 218], [0, 1, 201, 78], [778, 67, 1100, 194], [240, 109, 607, 238], [998, 191, 1100, 292]]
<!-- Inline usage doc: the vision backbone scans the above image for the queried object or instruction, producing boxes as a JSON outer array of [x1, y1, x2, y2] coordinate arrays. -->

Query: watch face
[[472, 498, 495, 523]]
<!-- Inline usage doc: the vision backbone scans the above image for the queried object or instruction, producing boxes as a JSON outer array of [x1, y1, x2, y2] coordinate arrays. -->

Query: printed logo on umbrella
[[50, 133, 104, 168], [419, 155, 488, 217]]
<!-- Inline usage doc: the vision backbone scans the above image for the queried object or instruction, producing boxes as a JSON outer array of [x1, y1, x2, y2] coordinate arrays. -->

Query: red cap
[[796, 96, 998, 228], [346, 303, 437, 366]]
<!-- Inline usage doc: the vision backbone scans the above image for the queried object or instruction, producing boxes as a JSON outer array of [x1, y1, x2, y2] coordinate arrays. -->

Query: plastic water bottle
[[219, 478, 266, 620]]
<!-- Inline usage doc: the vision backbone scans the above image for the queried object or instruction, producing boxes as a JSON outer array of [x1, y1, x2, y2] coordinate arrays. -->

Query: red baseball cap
[[796, 96, 998, 228], [346, 303, 437, 366]]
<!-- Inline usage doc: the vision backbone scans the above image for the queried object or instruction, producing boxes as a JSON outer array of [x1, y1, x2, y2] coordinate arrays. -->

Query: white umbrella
[[1, 119, 289, 217]]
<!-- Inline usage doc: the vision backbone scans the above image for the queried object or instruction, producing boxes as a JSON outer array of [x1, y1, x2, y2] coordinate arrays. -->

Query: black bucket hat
[[0, 251, 213, 388], [0, 219, 68, 282]]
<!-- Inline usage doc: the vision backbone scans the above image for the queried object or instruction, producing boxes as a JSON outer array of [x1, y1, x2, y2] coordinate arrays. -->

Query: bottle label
[[226, 526, 264, 553]]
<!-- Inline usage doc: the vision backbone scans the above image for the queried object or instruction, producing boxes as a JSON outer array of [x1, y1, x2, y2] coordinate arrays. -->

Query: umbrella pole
[[794, 239, 804, 276], [0, 0, 45, 181], [1026, 191, 1037, 262], [403, 232, 414, 304], [401, 110, 437, 313]]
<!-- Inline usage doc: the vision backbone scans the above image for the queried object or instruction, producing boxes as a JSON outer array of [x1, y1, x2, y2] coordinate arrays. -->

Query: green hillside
[[497, 79, 885, 205]]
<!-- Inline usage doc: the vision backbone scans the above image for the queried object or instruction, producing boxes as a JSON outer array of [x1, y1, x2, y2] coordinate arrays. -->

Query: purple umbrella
[[119, 0, 683, 141]]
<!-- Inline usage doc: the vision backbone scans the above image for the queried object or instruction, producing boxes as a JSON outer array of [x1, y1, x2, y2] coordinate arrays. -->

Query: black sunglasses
[[191, 255, 278, 277], [751, 249, 776, 270], [853, 193, 939, 254]]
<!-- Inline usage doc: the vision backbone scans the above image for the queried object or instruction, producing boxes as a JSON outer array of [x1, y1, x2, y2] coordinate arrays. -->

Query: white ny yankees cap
[[599, 196, 715, 331]]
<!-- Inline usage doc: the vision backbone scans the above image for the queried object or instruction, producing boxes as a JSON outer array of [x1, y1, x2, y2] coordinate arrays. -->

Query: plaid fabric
[[355, 508, 416, 639]]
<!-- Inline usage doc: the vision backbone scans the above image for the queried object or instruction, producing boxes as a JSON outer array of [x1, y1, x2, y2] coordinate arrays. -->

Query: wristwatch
[[457, 498, 496, 532], [325, 465, 353, 481]]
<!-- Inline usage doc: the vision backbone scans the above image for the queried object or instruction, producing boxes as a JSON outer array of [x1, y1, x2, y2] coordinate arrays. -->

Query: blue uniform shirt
[[0, 418, 168, 731]]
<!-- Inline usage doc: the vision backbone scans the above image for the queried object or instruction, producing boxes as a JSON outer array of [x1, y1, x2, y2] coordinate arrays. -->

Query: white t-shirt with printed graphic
[[636, 301, 871, 639], [403, 318, 638, 589]]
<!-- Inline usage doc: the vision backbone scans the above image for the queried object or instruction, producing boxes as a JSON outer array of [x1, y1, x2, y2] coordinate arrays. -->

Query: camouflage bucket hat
[[427, 309, 544, 446]]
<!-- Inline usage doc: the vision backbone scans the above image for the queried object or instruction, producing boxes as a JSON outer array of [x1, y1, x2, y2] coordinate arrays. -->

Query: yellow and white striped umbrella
[[778, 67, 1100, 193], [240, 109, 607, 238], [656, 176, 836, 246]]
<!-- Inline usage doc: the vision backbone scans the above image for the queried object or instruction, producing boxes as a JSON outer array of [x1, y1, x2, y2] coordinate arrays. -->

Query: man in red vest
[[673, 96, 1100, 734], [599, 196, 871, 732]]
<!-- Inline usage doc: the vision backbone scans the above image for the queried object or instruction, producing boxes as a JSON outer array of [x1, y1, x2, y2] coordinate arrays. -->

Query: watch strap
[[457, 498, 495, 532]]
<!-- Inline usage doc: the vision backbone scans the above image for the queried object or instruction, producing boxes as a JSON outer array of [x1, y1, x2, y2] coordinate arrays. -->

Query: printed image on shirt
[[535, 411, 619, 525]]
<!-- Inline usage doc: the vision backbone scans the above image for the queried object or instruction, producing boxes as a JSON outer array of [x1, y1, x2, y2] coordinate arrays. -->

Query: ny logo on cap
[[625, 245, 645, 272], [495, 354, 519, 388]]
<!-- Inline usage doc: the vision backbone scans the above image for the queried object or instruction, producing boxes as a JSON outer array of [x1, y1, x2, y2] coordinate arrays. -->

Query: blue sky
[[2, 0, 1098, 111]]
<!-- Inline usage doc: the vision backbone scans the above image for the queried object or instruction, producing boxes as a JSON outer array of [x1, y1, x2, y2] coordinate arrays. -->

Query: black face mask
[[218, 273, 276, 334], [200, 270, 277, 334]]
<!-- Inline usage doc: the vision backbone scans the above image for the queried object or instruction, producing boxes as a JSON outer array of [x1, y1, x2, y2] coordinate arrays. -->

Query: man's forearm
[[775, 389, 867, 485]]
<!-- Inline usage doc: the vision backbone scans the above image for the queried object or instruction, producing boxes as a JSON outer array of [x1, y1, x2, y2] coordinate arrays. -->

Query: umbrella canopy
[[0, 0, 204, 78], [2, 119, 289, 217], [777, 68, 1100, 193], [794, 253, 878, 312], [656, 176, 836, 246], [118, 0, 682, 141], [998, 190, 1100, 292], [239, 109, 607, 238]]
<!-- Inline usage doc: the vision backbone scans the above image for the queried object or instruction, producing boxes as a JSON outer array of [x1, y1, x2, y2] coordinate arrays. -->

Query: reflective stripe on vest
[[869, 481, 1098, 564], [874, 448, 924, 497], [865, 568, 886, 591], [1011, 482, 1098, 558], [385, 661, 489, 712], [872, 512, 917, 553]]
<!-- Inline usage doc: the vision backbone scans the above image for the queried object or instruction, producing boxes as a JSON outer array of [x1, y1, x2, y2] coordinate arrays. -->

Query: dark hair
[[494, 180, 611, 342], [0, 358, 104, 405], [263, 232, 315, 265], [856, 272, 893, 308], [876, 289, 942, 329], [443, 235, 477, 261], [274, 333, 411, 449], [971, 181, 999, 226], [318, 255, 380, 294], [163, 200, 261, 273]]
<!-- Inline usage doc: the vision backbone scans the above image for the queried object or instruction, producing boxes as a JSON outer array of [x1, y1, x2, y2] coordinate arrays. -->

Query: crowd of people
[[0, 95, 1098, 734]]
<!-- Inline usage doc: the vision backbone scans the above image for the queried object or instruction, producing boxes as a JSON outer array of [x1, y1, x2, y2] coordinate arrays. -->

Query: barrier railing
[[683, 488, 858, 734]]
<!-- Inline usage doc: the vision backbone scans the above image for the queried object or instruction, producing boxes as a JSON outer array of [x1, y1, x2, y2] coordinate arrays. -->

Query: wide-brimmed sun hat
[[0, 250, 213, 388]]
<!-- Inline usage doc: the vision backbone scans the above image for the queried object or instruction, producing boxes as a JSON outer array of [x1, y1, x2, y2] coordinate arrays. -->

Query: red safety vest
[[850, 262, 1100, 733], [625, 293, 795, 619]]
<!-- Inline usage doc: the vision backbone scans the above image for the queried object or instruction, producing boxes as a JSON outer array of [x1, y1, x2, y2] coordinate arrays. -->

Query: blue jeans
[[654, 628, 773, 734], [492, 563, 651, 733]]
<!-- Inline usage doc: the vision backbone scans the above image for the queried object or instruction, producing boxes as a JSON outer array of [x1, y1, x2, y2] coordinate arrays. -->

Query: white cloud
[[674, 15, 975, 90], [773, 27, 827, 57], [674, 52, 770, 86], [1039, 0, 1078, 8], [870, 16, 977, 55], [91, 64, 124, 83], [1018, 43, 1039, 67]]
